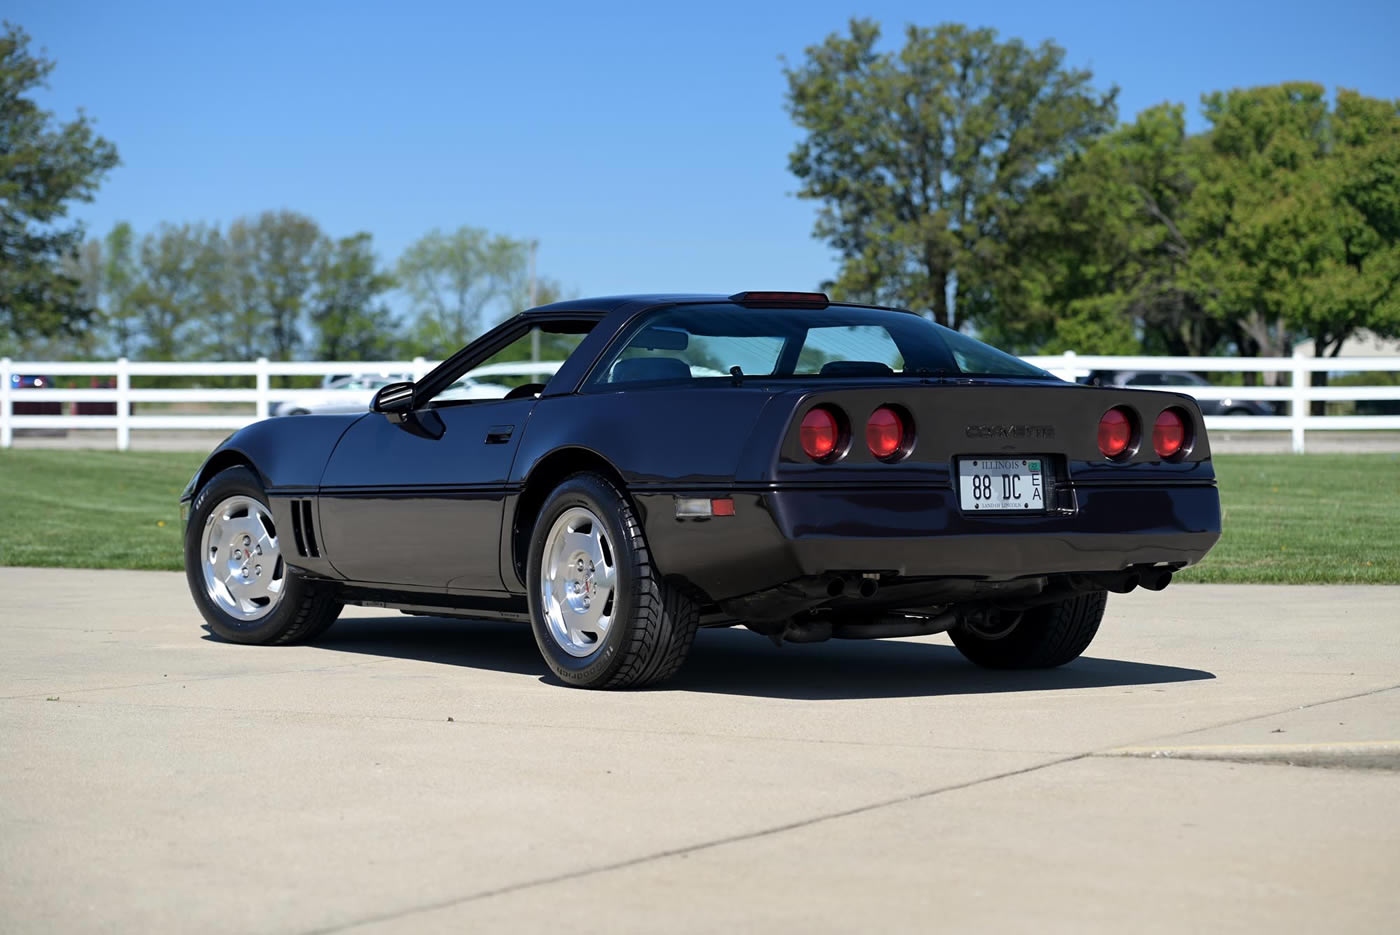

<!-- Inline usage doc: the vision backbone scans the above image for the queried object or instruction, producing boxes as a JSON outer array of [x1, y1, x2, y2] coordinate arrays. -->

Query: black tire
[[185, 466, 342, 645], [949, 590, 1107, 669], [526, 473, 699, 689]]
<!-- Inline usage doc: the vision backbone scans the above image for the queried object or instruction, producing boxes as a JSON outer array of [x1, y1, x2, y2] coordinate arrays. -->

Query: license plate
[[958, 457, 1047, 512]]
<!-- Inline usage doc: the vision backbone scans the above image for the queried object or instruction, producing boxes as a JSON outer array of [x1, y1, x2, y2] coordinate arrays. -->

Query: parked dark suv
[[1083, 371, 1274, 416], [10, 374, 62, 417]]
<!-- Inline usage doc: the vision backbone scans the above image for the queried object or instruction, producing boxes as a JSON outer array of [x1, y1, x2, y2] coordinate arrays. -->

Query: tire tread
[[186, 466, 342, 645], [529, 472, 699, 689], [950, 590, 1106, 669]]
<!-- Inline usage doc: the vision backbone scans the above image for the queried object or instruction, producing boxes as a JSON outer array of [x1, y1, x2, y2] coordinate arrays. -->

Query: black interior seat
[[818, 360, 895, 377], [610, 357, 692, 383]]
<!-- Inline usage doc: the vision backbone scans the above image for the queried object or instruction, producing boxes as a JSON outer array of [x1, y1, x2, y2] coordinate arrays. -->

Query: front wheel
[[949, 590, 1107, 669], [526, 473, 698, 689], [184, 466, 342, 644]]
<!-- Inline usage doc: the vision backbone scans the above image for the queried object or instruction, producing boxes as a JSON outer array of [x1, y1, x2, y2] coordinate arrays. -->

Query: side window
[[1127, 373, 1161, 385], [795, 326, 904, 374], [1159, 373, 1199, 387], [431, 326, 587, 404]]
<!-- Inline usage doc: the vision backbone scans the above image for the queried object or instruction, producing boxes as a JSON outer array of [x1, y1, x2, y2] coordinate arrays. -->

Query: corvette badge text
[[964, 424, 1056, 439]]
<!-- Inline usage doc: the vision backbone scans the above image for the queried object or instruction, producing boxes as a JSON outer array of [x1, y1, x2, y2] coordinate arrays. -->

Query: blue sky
[[12, 0, 1400, 304]]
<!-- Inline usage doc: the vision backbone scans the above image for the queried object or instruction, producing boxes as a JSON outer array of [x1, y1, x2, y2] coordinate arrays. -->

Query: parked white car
[[274, 374, 511, 417]]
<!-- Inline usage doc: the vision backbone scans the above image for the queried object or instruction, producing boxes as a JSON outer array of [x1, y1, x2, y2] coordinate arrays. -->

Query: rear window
[[588, 305, 1049, 385]]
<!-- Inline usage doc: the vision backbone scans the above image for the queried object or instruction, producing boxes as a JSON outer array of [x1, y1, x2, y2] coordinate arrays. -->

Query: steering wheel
[[503, 382, 547, 400]]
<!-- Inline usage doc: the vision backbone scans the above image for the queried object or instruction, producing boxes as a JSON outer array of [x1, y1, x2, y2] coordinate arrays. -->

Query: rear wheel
[[949, 590, 1107, 669], [526, 473, 698, 689], [185, 466, 342, 644]]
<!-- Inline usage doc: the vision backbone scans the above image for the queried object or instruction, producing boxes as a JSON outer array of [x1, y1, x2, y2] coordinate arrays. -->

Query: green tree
[[0, 23, 119, 350], [784, 20, 1116, 330], [311, 232, 398, 360], [397, 226, 530, 352], [99, 222, 143, 358], [129, 223, 217, 360], [225, 211, 323, 361], [999, 104, 1210, 355], [1200, 85, 1399, 358], [1190, 84, 1400, 407]]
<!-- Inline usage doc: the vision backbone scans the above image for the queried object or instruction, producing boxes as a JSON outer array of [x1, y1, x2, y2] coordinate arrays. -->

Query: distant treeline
[[41, 217, 561, 362]]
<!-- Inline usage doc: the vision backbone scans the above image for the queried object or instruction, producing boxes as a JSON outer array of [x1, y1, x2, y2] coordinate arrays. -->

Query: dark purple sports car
[[181, 292, 1221, 689]]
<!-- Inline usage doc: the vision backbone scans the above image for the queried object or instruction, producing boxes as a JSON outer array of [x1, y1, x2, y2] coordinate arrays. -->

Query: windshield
[[587, 304, 1050, 386]]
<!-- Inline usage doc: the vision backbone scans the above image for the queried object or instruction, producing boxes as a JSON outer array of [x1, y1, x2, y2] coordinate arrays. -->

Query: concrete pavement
[[1, 569, 1397, 933]]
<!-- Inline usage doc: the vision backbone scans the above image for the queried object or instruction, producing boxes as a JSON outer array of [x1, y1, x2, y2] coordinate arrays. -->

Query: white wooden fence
[[3, 352, 1399, 454]]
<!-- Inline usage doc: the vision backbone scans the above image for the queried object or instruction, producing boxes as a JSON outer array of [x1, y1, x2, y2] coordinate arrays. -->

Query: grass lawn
[[0, 449, 205, 570], [1175, 453, 1400, 584], [0, 448, 1396, 583]]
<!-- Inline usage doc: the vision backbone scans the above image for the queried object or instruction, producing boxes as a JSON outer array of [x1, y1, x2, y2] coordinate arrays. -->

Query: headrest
[[611, 356, 692, 383], [819, 360, 895, 377]]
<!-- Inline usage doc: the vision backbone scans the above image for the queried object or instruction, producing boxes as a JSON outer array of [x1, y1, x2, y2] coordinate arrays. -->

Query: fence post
[[255, 358, 270, 421], [412, 356, 428, 382], [115, 358, 131, 451], [0, 358, 11, 449], [1290, 349, 1308, 455], [1062, 350, 1077, 382]]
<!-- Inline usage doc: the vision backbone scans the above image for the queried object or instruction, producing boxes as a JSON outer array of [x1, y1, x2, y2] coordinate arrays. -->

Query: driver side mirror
[[370, 381, 416, 420], [370, 380, 445, 440]]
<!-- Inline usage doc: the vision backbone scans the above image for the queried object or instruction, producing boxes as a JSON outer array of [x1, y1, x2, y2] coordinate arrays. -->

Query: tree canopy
[[396, 227, 531, 351], [784, 19, 1117, 330], [0, 23, 118, 352], [785, 21, 1400, 360]]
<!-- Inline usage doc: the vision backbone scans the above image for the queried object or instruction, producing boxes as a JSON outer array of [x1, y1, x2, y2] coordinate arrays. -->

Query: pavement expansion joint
[[300, 752, 1093, 934]]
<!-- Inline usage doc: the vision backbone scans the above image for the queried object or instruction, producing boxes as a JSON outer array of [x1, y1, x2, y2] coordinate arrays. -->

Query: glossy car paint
[[181, 294, 1222, 619], [317, 397, 538, 589]]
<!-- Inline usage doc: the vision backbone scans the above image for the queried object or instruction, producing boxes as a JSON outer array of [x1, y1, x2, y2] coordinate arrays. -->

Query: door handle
[[485, 424, 515, 444]]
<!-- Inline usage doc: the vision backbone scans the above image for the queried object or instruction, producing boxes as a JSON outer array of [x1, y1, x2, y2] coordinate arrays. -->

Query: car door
[[315, 315, 597, 591], [317, 396, 536, 590]]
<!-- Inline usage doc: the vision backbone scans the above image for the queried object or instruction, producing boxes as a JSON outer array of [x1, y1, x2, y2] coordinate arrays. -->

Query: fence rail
[[3, 352, 1399, 454]]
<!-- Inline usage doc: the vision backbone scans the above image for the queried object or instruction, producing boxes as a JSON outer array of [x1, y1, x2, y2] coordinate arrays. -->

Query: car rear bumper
[[636, 484, 1221, 602]]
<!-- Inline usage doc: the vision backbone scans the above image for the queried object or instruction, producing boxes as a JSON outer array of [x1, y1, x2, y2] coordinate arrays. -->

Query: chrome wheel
[[199, 495, 285, 621], [540, 506, 618, 657]]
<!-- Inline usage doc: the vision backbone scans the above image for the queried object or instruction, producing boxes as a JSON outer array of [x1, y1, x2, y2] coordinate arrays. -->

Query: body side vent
[[300, 500, 320, 558]]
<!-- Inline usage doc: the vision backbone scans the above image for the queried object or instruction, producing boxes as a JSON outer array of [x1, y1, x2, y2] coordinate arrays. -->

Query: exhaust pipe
[[1139, 568, 1174, 591], [832, 611, 957, 640], [780, 620, 833, 643], [857, 576, 880, 599], [1072, 571, 1140, 594]]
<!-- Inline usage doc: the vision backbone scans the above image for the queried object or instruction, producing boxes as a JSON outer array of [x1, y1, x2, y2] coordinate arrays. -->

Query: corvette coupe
[[181, 292, 1221, 689]]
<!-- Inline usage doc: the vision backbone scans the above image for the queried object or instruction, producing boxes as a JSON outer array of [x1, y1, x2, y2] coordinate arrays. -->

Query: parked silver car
[[1084, 371, 1275, 416], [274, 374, 510, 417]]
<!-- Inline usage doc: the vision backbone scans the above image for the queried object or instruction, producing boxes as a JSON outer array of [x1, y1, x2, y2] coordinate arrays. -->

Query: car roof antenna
[[729, 365, 744, 387]]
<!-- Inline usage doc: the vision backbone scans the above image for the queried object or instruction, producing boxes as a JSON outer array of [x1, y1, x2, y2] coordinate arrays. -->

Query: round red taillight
[[1098, 407, 1134, 459], [1153, 408, 1188, 458], [800, 407, 841, 461], [866, 406, 907, 460]]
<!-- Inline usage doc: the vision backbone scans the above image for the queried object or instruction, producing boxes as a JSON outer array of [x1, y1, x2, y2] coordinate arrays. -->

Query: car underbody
[[317, 560, 1180, 647]]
